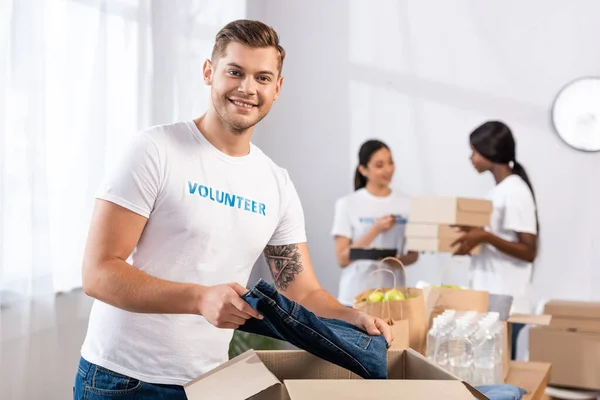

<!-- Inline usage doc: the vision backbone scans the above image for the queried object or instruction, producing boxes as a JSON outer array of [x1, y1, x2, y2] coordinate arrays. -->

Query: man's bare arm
[[82, 199, 204, 314]]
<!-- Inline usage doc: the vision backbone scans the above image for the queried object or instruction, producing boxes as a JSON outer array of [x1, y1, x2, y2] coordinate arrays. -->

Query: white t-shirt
[[331, 189, 411, 306], [470, 175, 538, 313], [81, 121, 306, 385]]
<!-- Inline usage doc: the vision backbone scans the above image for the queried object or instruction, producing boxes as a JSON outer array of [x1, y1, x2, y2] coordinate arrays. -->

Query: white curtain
[[0, 0, 246, 300]]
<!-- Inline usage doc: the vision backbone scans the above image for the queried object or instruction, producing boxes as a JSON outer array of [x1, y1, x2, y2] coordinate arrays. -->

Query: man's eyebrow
[[226, 63, 275, 76]]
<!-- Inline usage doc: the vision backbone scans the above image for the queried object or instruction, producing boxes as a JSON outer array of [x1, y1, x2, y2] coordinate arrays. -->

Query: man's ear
[[203, 59, 213, 85], [273, 75, 284, 101]]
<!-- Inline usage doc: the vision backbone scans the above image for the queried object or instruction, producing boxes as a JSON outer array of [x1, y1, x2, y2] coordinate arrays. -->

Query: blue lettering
[[187, 181, 198, 194], [224, 193, 235, 207], [187, 182, 267, 217], [198, 185, 208, 197]]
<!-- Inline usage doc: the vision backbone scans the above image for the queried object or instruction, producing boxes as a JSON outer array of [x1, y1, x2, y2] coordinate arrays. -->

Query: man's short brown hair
[[211, 20, 286, 74]]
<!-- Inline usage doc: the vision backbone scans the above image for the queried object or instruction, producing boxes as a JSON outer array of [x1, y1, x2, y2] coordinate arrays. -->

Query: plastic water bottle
[[427, 317, 442, 362], [492, 318, 505, 384], [436, 314, 456, 369], [473, 312, 500, 385], [448, 317, 476, 381]]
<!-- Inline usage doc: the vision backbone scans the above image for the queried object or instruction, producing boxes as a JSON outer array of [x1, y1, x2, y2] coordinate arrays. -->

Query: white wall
[[247, 0, 600, 306]]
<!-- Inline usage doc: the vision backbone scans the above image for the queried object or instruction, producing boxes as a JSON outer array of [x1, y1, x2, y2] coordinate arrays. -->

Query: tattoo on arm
[[264, 244, 303, 291]]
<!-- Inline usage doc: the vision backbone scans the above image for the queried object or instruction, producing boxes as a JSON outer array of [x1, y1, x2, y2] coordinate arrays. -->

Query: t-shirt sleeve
[[268, 172, 307, 246], [331, 197, 353, 239], [96, 131, 163, 218], [503, 184, 538, 235]]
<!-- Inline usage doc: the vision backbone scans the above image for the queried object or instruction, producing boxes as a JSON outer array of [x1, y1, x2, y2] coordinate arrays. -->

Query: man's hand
[[451, 227, 489, 255], [197, 283, 263, 329], [352, 311, 393, 347]]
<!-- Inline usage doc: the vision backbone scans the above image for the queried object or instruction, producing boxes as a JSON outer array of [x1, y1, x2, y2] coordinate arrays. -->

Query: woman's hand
[[451, 227, 489, 255], [372, 215, 396, 234]]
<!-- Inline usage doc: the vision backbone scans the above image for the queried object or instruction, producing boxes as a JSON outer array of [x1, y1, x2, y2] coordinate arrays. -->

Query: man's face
[[204, 42, 283, 133]]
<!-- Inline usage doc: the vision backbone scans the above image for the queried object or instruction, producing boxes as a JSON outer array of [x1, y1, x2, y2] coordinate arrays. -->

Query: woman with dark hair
[[331, 140, 419, 306], [452, 120, 539, 359]]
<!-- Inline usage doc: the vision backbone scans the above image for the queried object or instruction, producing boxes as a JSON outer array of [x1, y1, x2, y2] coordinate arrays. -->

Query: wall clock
[[552, 77, 600, 152]]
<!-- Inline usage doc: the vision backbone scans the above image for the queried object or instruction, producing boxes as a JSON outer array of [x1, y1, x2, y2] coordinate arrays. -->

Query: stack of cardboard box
[[530, 300, 600, 392], [405, 196, 493, 255]]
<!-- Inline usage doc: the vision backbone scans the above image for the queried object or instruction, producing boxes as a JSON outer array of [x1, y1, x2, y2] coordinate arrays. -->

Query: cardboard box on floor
[[409, 196, 493, 227], [529, 300, 600, 391], [184, 349, 491, 400]]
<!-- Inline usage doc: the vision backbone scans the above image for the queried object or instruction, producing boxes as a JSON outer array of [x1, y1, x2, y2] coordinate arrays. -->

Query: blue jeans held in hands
[[73, 357, 187, 399], [238, 278, 389, 379]]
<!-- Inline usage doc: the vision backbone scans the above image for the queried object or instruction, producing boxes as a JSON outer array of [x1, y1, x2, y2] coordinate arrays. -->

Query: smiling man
[[74, 20, 392, 399]]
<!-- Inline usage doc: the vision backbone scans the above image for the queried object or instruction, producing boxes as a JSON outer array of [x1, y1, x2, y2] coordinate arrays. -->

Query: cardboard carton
[[505, 361, 552, 400], [530, 327, 600, 391], [405, 236, 481, 255], [409, 196, 493, 227], [406, 223, 463, 240], [502, 314, 552, 381], [529, 300, 600, 391], [544, 300, 600, 333], [184, 349, 489, 400]]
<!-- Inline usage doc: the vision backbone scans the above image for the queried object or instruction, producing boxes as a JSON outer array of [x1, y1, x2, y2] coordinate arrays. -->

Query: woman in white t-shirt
[[452, 121, 539, 359], [331, 140, 419, 306]]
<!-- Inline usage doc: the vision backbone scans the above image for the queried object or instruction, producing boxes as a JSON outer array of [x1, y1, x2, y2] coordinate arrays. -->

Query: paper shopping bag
[[353, 258, 427, 354]]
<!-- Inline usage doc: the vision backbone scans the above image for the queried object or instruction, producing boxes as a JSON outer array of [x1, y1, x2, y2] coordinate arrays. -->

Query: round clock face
[[552, 77, 600, 152]]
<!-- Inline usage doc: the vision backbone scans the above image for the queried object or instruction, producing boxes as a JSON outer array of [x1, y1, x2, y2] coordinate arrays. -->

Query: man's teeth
[[233, 100, 253, 109]]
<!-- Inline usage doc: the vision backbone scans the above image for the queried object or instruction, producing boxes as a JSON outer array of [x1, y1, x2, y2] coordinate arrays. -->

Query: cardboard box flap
[[404, 347, 457, 380], [504, 361, 552, 400], [283, 380, 484, 400], [507, 314, 552, 326], [257, 349, 406, 380], [403, 349, 488, 400], [184, 349, 280, 400], [457, 198, 493, 214], [257, 350, 357, 380], [544, 300, 600, 320]]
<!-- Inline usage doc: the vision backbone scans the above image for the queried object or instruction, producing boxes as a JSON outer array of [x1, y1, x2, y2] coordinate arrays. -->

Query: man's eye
[[229, 70, 241, 76], [258, 76, 270, 82]]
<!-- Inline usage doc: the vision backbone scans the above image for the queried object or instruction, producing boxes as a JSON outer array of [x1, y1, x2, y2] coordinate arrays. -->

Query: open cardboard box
[[184, 348, 491, 400], [500, 314, 552, 382], [504, 361, 552, 400]]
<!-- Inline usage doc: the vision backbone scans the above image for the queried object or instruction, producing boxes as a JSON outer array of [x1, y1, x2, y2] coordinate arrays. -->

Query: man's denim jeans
[[73, 357, 187, 399], [238, 279, 389, 379]]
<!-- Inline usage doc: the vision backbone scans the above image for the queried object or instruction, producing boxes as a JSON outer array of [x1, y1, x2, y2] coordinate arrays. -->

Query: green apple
[[367, 291, 385, 303], [384, 289, 406, 301]]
